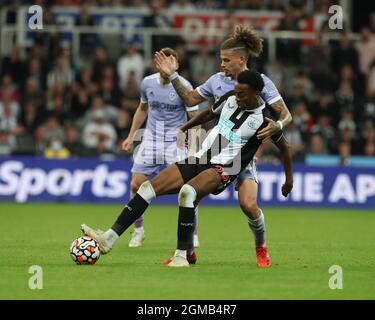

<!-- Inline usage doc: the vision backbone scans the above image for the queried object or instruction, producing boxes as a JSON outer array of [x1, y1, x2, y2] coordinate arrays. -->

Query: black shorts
[[175, 157, 239, 195]]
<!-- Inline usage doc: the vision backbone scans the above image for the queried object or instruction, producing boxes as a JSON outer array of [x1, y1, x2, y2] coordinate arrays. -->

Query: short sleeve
[[261, 74, 282, 105], [196, 74, 216, 100], [140, 78, 147, 103]]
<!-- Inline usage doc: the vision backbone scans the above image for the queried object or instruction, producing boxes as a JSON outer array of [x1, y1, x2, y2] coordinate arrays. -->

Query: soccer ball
[[70, 236, 100, 265]]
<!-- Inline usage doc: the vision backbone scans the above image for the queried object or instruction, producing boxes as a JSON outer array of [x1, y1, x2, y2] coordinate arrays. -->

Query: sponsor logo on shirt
[[150, 101, 180, 112], [217, 117, 242, 144]]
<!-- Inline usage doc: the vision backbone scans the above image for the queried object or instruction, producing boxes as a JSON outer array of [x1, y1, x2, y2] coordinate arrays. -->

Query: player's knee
[[178, 184, 197, 208], [240, 198, 259, 218], [137, 180, 156, 203]]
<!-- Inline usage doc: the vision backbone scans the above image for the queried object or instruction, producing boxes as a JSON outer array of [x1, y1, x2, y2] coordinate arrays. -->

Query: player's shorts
[[234, 157, 258, 190], [176, 157, 240, 195], [132, 139, 186, 178]]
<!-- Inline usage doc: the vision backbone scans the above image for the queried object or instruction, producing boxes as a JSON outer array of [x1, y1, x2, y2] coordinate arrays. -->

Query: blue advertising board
[[0, 157, 374, 209]]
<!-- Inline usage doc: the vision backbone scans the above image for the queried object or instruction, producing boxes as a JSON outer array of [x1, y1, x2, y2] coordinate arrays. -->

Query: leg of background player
[[237, 178, 271, 267], [187, 127, 200, 249], [128, 173, 148, 248], [193, 207, 199, 248]]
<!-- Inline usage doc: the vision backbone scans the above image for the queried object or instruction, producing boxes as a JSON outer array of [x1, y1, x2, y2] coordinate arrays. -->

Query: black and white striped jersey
[[194, 92, 282, 175]]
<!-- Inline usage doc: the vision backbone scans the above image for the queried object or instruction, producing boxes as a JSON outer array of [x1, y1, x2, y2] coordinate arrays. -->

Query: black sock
[[187, 214, 198, 255], [111, 193, 149, 236], [177, 206, 196, 250]]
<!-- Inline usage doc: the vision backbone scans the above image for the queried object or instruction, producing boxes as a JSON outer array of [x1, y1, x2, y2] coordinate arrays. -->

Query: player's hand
[[281, 180, 293, 197], [176, 129, 187, 149], [121, 136, 133, 152], [257, 117, 281, 140], [154, 51, 178, 77]]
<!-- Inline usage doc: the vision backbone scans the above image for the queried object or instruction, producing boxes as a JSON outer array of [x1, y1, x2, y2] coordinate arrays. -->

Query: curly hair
[[221, 25, 263, 59], [237, 69, 265, 92]]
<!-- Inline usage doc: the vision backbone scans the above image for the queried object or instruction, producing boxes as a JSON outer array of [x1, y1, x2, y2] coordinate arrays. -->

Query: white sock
[[104, 229, 119, 247], [178, 184, 196, 208], [247, 209, 266, 248], [137, 181, 156, 203], [175, 249, 187, 259], [134, 226, 144, 233]]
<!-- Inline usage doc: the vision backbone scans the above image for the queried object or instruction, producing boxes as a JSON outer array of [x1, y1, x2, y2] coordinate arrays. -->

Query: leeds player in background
[[122, 47, 200, 255], [154, 25, 293, 267]]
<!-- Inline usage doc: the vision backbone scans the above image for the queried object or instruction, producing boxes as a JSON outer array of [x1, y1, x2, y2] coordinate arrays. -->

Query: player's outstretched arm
[[274, 135, 293, 197], [154, 51, 205, 107], [257, 99, 292, 140], [121, 102, 148, 152]]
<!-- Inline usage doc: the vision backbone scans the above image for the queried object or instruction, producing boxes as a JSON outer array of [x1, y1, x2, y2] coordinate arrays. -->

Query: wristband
[[276, 120, 283, 130], [169, 72, 178, 81]]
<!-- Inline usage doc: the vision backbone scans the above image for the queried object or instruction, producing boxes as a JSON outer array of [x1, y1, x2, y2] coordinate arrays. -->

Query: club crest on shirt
[[169, 91, 177, 101], [247, 119, 257, 129]]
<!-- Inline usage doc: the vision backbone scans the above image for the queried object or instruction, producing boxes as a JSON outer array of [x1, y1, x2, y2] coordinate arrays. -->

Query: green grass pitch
[[0, 203, 374, 300]]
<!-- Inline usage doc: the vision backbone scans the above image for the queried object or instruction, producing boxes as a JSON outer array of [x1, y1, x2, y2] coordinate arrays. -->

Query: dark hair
[[237, 70, 264, 92], [160, 47, 179, 62], [220, 24, 263, 59]]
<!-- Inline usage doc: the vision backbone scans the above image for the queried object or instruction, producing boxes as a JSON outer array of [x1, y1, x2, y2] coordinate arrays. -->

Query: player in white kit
[[122, 48, 200, 257]]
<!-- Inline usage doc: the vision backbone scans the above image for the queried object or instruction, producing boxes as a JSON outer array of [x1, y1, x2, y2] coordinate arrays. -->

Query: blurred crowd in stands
[[0, 0, 375, 164]]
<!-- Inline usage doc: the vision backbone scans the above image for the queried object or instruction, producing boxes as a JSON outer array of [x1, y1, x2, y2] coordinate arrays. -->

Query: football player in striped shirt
[[154, 24, 293, 267], [121, 47, 200, 251]]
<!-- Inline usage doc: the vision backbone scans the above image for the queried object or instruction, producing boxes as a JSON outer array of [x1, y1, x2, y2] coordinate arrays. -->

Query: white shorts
[[132, 139, 187, 176], [235, 157, 258, 190]]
